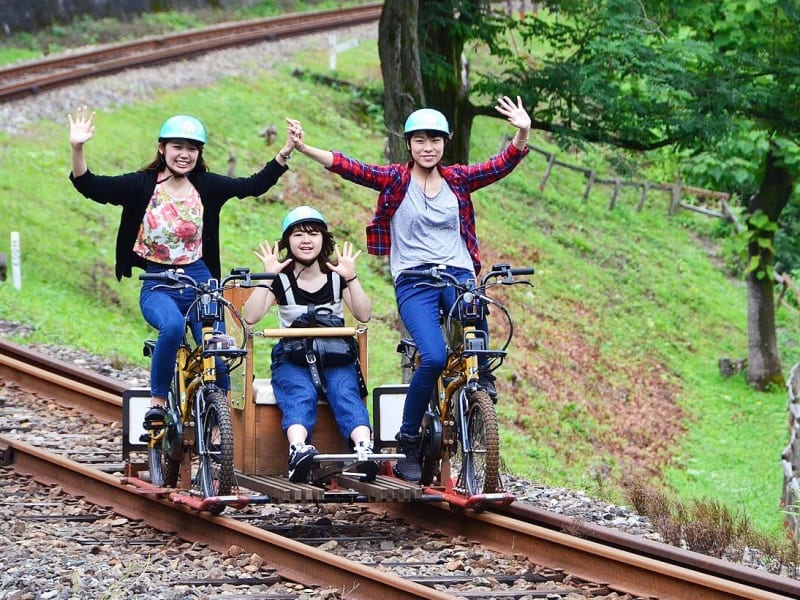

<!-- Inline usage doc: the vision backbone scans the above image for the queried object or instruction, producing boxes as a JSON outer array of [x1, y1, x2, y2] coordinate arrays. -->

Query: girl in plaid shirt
[[286, 96, 531, 481]]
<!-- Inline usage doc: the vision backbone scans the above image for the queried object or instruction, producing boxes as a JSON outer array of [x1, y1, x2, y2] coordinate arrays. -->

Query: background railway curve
[[0, 3, 383, 103]]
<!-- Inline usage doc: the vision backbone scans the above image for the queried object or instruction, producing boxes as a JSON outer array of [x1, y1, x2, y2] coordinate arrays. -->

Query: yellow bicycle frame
[[163, 325, 222, 488]]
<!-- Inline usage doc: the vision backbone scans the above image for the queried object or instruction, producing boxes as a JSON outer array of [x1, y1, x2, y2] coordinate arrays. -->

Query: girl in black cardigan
[[68, 107, 295, 431]]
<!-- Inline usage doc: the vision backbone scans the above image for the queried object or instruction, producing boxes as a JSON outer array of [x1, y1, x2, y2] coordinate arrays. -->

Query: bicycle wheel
[[195, 386, 235, 514], [455, 389, 501, 496], [419, 410, 443, 486], [148, 434, 180, 488], [147, 368, 181, 488]]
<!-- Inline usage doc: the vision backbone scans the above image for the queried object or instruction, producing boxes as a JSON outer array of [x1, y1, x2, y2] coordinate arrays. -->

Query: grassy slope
[[0, 35, 792, 538]]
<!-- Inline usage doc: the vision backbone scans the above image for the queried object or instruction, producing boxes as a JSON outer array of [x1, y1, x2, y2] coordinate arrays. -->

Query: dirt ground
[[479, 246, 687, 483]]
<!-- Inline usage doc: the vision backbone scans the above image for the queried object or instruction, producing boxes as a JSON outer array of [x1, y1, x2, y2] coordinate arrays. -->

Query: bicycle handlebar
[[139, 267, 277, 290], [401, 263, 534, 288]]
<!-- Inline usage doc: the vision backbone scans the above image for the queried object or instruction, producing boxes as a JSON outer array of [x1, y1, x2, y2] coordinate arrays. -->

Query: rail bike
[[121, 264, 533, 513]]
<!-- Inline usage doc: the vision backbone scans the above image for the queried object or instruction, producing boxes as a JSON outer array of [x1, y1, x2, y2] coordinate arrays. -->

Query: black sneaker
[[393, 433, 421, 482], [478, 372, 498, 398], [288, 443, 319, 483], [142, 405, 167, 431]]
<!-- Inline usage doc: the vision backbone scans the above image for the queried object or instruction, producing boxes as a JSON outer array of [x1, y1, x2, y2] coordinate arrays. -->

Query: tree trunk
[[745, 149, 793, 389], [419, 0, 484, 164], [746, 270, 783, 389], [379, 0, 425, 163], [379, 0, 428, 383]]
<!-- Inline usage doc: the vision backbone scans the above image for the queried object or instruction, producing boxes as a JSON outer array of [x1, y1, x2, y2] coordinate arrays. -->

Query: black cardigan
[[70, 160, 288, 281]]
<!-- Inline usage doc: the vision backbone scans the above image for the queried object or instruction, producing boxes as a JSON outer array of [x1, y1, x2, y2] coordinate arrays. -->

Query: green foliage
[[412, 0, 800, 278], [468, 1, 800, 156], [775, 199, 800, 273], [679, 125, 770, 198], [739, 210, 778, 280]]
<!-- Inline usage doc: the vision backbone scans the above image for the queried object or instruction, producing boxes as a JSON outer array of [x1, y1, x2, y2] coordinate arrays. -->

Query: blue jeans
[[394, 265, 488, 437], [270, 343, 370, 442], [139, 260, 229, 398]]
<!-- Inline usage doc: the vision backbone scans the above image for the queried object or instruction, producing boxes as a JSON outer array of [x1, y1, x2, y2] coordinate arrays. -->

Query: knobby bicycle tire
[[148, 369, 182, 488], [148, 442, 180, 488], [196, 386, 235, 514], [459, 389, 501, 495], [419, 408, 443, 487]]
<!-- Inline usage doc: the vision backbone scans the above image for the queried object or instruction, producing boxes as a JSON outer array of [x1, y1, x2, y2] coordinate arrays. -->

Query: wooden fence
[[510, 136, 743, 231]]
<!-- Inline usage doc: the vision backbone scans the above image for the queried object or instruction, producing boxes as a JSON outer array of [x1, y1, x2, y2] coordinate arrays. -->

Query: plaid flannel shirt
[[327, 142, 528, 275]]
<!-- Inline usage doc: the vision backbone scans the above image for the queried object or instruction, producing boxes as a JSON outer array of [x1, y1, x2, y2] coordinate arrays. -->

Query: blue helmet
[[282, 206, 327, 235], [403, 108, 451, 138], [158, 115, 207, 145]]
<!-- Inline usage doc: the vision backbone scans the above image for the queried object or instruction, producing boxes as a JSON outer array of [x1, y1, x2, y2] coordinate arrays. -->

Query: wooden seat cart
[[220, 284, 426, 503], [121, 280, 446, 508]]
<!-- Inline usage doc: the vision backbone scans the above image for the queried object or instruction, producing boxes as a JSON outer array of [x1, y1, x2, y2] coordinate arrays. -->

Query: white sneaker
[[354, 440, 372, 462]]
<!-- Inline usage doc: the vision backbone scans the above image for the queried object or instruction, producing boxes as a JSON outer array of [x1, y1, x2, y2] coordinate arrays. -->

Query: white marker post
[[329, 34, 359, 71], [10, 231, 21, 290]]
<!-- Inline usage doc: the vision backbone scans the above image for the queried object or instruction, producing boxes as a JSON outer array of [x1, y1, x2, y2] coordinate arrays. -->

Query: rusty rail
[[0, 3, 382, 102]]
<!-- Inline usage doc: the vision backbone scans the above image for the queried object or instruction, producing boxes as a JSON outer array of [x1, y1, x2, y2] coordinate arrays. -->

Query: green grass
[[0, 9, 794, 543]]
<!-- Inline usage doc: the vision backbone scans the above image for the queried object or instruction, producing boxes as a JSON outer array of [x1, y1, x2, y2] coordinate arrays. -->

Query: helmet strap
[[165, 166, 188, 179], [292, 256, 316, 268]]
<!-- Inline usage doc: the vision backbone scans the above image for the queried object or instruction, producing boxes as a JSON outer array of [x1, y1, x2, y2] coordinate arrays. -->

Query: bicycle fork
[[440, 327, 483, 491]]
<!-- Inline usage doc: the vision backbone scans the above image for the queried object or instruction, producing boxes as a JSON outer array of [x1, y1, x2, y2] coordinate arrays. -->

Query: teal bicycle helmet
[[403, 108, 451, 138], [158, 115, 207, 145], [282, 206, 327, 235]]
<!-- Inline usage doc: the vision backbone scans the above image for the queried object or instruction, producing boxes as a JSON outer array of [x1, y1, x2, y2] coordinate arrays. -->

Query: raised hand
[[254, 241, 291, 273], [326, 240, 362, 281], [495, 95, 531, 131], [285, 117, 305, 151], [67, 106, 96, 146]]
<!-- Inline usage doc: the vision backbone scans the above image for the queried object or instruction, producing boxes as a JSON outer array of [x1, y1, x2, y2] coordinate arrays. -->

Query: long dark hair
[[279, 222, 336, 272], [141, 139, 209, 173]]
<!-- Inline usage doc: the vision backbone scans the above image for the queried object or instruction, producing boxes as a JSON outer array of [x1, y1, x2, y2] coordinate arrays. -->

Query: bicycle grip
[[402, 267, 440, 279], [249, 272, 278, 281], [510, 267, 535, 276], [139, 272, 170, 281]]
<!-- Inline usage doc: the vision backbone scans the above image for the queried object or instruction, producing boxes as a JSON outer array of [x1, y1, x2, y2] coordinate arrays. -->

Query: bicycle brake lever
[[152, 283, 177, 292], [507, 279, 535, 289], [413, 280, 447, 290]]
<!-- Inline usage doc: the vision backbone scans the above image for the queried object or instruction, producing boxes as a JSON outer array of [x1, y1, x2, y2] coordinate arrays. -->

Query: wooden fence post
[[608, 177, 621, 210], [539, 152, 557, 192], [637, 182, 650, 212], [668, 182, 682, 216], [582, 170, 596, 203]]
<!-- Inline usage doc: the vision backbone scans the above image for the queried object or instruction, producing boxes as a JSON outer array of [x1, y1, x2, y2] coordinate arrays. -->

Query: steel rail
[[2, 340, 799, 598], [0, 3, 383, 102], [0, 338, 124, 422], [381, 503, 797, 600], [499, 501, 800, 599], [1, 435, 453, 600]]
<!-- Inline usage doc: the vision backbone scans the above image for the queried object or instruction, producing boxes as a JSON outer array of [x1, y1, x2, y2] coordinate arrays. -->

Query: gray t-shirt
[[389, 179, 474, 280]]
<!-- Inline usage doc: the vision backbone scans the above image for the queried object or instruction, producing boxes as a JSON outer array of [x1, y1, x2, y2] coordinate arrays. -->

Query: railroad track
[[0, 2, 383, 103], [2, 337, 797, 599]]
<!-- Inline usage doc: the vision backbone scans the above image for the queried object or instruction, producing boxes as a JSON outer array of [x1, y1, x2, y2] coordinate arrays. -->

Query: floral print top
[[133, 183, 204, 265]]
